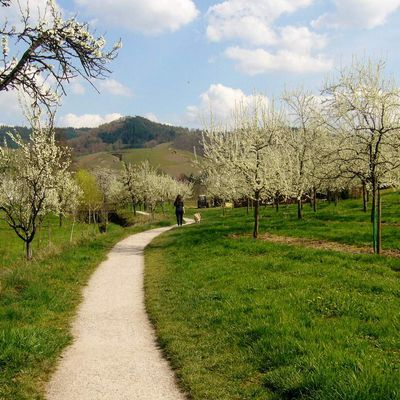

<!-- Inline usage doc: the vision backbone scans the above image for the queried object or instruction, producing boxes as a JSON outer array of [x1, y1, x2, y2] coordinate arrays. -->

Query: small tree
[[0, 114, 70, 259], [57, 173, 82, 227], [75, 169, 102, 224], [93, 168, 122, 231], [322, 58, 400, 253], [202, 97, 287, 238], [121, 162, 141, 215], [282, 88, 326, 219]]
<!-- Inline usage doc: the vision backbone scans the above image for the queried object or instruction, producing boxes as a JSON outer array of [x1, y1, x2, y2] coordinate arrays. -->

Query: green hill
[[1, 116, 203, 157], [75, 142, 200, 178], [65, 116, 202, 156]]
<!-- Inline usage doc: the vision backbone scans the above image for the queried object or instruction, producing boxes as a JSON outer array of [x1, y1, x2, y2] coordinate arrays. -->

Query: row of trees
[[201, 59, 400, 253], [0, 115, 192, 259]]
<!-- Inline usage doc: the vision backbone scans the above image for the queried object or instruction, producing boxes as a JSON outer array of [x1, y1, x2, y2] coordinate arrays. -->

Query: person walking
[[174, 195, 184, 226]]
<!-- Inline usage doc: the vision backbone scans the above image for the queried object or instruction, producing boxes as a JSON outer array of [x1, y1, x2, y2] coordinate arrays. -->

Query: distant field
[[75, 142, 199, 178]]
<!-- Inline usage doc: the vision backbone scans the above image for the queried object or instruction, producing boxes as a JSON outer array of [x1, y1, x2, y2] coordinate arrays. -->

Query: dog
[[193, 212, 201, 223]]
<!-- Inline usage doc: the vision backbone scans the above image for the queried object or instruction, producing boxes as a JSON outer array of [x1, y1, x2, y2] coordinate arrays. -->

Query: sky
[[1, 0, 400, 128]]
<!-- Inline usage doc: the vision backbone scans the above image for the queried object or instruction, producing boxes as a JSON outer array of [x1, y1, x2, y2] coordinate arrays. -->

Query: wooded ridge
[[0, 116, 202, 155]]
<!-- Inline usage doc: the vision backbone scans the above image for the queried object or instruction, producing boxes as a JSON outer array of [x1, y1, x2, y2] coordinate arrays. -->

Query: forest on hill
[[0, 116, 202, 155]]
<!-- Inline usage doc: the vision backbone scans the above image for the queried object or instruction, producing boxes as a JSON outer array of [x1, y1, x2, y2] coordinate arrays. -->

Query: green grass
[[193, 190, 400, 251], [0, 214, 95, 269], [0, 213, 174, 400], [145, 196, 400, 400], [76, 142, 199, 178]]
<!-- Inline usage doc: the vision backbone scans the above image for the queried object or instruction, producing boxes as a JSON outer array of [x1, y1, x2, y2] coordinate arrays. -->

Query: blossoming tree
[[0, 0, 121, 108], [0, 114, 71, 259], [202, 97, 288, 238], [282, 88, 327, 218], [322, 58, 400, 253]]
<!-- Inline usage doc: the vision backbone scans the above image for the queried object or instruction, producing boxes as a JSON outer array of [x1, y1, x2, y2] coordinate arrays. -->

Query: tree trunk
[[371, 184, 376, 223], [334, 192, 338, 207], [371, 179, 377, 252], [297, 198, 302, 220], [275, 197, 279, 212], [70, 216, 75, 243], [362, 181, 367, 212], [133, 202, 136, 216], [246, 198, 249, 215], [313, 187, 317, 212], [59, 213, 63, 227], [377, 186, 382, 254], [253, 193, 260, 239], [25, 240, 32, 260]]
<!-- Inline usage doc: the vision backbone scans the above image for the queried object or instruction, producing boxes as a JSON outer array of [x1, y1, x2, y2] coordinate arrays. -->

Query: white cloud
[[207, 15, 277, 46], [222, 26, 331, 74], [98, 79, 132, 97], [225, 47, 332, 74], [58, 113, 123, 128], [280, 26, 327, 53], [186, 83, 268, 125], [206, 0, 314, 45], [206, 0, 331, 74], [75, 0, 199, 35], [312, 0, 400, 29], [144, 112, 159, 123]]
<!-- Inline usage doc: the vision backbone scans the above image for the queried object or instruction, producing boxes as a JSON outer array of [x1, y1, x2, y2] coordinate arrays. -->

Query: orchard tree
[[57, 173, 82, 227], [202, 166, 245, 215], [124, 161, 192, 217], [0, 114, 70, 259], [322, 58, 400, 253], [203, 97, 287, 238], [75, 169, 102, 224], [121, 162, 141, 215], [0, 0, 121, 108], [282, 88, 326, 218], [93, 168, 122, 231]]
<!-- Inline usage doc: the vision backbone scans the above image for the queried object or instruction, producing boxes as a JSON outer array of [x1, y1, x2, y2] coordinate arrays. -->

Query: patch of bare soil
[[230, 233, 400, 258]]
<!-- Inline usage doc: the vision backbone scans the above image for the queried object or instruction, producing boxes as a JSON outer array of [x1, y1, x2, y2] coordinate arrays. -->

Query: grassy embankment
[[0, 211, 174, 400], [145, 191, 400, 400]]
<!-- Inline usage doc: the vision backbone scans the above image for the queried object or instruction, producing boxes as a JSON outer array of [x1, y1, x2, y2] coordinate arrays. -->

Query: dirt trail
[[232, 232, 400, 257], [46, 223, 192, 400]]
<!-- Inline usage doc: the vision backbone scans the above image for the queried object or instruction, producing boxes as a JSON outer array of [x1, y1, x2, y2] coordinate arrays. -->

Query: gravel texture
[[46, 225, 189, 400]]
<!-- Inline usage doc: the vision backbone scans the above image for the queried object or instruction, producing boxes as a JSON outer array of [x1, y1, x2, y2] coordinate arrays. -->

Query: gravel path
[[46, 224, 190, 400]]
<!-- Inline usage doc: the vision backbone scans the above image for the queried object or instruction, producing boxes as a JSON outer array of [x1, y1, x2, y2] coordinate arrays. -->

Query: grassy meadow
[[76, 142, 199, 178], [145, 191, 400, 400], [0, 211, 174, 400]]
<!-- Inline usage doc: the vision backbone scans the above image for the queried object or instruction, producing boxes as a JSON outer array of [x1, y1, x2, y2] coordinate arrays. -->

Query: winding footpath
[[46, 221, 192, 400]]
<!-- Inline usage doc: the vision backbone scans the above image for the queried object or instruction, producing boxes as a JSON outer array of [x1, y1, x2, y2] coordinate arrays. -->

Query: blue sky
[[1, 0, 400, 128]]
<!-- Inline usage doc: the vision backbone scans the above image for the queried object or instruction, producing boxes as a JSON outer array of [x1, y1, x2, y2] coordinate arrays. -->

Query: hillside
[[75, 142, 200, 178], [1, 116, 203, 156]]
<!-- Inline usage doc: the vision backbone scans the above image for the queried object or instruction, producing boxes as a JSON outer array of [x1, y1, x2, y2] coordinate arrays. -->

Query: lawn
[[145, 194, 400, 400], [0, 212, 174, 400]]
